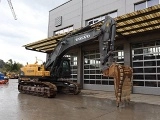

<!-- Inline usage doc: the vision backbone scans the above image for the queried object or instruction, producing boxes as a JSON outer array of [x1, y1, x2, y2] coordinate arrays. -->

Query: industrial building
[[24, 0, 160, 95]]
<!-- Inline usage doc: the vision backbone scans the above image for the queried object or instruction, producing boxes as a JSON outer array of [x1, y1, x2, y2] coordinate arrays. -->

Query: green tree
[[12, 62, 18, 71], [0, 59, 5, 68], [0, 59, 23, 73]]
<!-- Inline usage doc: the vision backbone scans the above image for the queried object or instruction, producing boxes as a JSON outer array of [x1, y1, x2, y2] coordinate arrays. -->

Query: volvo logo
[[75, 34, 90, 41]]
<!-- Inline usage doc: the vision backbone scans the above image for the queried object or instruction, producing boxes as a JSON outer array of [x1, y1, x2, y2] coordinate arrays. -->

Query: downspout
[[81, 0, 83, 27]]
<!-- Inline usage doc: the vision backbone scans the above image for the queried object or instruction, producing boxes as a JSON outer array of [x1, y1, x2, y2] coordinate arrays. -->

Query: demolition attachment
[[102, 63, 133, 107], [99, 16, 133, 107]]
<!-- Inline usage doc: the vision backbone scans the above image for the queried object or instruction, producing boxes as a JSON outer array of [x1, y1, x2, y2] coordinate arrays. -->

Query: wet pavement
[[1, 79, 160, 120]]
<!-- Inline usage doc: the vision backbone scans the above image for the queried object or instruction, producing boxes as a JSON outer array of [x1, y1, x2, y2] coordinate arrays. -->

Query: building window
[[134, 0, 159, 11], [83, 45, 124, 85], [55, 16, 62, 27], [64, 53, 78, 82], [114, 45, 124, 65], [54, 26, 73, 35], [132, 40, 160, 87], [86, 11, 117, 26]]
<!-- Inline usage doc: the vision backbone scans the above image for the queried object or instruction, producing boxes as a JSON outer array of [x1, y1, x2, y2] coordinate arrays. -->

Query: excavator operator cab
[[55, 57, 71, 78]]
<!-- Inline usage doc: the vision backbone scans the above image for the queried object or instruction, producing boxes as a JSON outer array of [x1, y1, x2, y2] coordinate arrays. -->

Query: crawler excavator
[[18, 16, 133, 107]]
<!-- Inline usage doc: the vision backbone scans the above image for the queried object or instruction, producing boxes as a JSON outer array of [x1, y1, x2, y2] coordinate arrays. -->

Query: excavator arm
[[98, 16, 133, 107], [98, 18, 133, 107]]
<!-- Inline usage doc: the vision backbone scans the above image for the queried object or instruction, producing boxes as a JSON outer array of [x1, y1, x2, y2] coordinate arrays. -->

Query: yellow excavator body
[[20, 62, 50, 77]]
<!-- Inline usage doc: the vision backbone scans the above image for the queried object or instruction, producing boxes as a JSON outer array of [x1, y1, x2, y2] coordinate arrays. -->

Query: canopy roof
[[24, 4, 160, 53]]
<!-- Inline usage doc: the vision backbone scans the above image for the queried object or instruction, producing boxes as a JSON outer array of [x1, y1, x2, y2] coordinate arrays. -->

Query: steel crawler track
[[18, 81, 57, 98], [18, 80, 81, 98]]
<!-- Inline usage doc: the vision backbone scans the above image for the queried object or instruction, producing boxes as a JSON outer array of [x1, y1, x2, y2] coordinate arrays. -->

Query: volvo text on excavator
[[18, 16, 133, 107]]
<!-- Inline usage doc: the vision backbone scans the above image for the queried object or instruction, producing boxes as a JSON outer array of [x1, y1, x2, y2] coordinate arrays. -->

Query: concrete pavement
[[1, 79, 160, 120], [81, 89, 160, 106]]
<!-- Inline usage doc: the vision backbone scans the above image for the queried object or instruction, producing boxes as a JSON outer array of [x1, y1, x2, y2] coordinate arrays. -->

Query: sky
[[0, 0, 69, 65]]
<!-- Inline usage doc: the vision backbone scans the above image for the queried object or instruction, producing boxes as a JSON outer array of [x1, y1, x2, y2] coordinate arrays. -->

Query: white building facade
[[47, 0, 160, 95]]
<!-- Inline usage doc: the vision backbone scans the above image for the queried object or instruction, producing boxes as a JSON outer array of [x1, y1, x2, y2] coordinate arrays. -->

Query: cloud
[[0, 0, 69, 65]]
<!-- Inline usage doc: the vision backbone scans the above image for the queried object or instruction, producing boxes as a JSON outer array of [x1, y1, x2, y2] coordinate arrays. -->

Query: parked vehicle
[[7, 72, 19, 79], [0, 72, 9, 84]]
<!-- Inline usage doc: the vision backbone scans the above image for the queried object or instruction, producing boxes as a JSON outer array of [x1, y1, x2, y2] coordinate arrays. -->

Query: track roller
[[56, 80, 81, 95]]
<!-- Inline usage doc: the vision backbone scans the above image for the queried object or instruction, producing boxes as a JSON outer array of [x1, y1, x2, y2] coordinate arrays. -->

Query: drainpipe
[[81, 0, 83, 27]]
